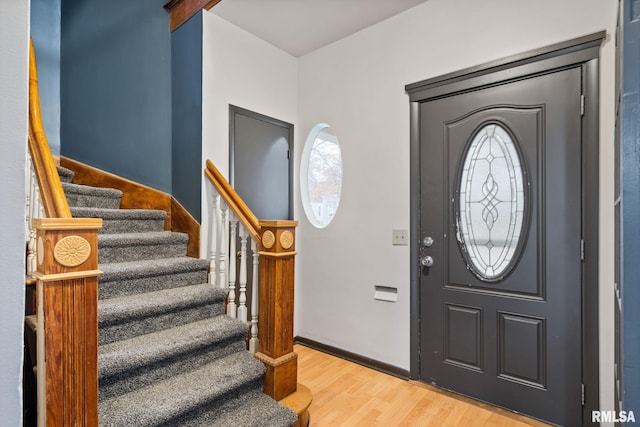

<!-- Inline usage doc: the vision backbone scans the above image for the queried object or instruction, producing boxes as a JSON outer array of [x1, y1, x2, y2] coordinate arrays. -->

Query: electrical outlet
[[392, 229, 408, 246]]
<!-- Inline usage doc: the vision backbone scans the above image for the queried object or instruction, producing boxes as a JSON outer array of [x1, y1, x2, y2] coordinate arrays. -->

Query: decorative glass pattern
[[457, 123, 526, 281]]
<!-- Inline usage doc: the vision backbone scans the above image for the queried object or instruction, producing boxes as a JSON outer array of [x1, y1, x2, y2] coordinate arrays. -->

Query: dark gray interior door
[[419, 68, 583, 426], [230, 106, 293, 220]]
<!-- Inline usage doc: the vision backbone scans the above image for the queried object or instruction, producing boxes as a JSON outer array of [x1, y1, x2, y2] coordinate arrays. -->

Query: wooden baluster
[[238, 227, 248, 323], [227, 215, 237, 317], [208, 191, 219, 285], [27, 163, 38, 275], [219, 203, 228, 291], [25, 157, 32, 237], [29, 165, 44, 275], [249, 238, 259, 354]]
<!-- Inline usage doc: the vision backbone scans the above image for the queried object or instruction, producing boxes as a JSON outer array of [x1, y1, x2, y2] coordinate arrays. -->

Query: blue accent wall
[[171, 12, 202, 222], [31, 0, 61, 155], [623, 0, 640, 414], [60, 0, 172, 193]]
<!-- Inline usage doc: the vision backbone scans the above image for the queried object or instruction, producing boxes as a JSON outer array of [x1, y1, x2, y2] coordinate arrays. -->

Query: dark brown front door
[[418, 68, 583, 426]]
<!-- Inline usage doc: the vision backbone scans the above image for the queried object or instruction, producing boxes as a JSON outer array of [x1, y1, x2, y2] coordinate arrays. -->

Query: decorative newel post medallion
[[37, 236, 44, 267], [255, 220, 299, 401], [262, 230, 276, 249], [279, 231, 294, 250], [54, 235, 91, 267]]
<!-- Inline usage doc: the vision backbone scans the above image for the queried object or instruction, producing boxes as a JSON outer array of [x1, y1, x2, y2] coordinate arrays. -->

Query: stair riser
[[98, 219, 166, 234], [65, 193, 122, 210], [99, 304, 225, 345], [99, 271, 208, 300], [99, 242, 187, 263], [99, 338, 247, 401]]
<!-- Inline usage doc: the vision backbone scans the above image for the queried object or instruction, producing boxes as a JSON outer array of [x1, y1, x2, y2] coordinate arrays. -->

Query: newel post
[[32, 218, 102, 427], [254, 220, 298, 401]]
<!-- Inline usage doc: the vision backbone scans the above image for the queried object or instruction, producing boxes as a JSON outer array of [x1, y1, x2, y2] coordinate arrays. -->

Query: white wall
[[202, 0, 617, 415], [0, 0, 30, 424], [201, 10, 298, 255], [296, 0, 617, 415]]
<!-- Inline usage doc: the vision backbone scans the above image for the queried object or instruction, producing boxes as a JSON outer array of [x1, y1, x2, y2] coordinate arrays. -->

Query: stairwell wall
[[0, 0, 29, 424], [172, 12, 203, 222], [60, 0, 173, 194], [31, 0, 61, 155], [171, 12, 203, 221]]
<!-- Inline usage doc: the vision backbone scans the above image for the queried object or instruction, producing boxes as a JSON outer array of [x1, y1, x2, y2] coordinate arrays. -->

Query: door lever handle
[[421, 256, 434, 267]]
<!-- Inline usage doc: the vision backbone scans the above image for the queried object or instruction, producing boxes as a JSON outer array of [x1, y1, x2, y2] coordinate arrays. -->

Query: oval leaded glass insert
[[457, 123, 527, 281]]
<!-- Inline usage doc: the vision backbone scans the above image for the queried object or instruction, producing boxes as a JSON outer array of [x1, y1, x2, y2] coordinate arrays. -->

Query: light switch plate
[[392, 229, 408, 246]]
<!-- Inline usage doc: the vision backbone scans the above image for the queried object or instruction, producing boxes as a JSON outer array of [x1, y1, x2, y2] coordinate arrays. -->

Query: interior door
[[230, 106, 293, 220], [419, 68, 583, 426]]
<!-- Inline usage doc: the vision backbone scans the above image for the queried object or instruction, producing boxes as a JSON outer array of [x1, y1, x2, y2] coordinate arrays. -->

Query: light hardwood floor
[[295, 344, 550, 427]]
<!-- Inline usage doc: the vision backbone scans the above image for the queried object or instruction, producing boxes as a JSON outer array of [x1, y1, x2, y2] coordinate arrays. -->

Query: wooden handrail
[[28, 39, 71, 219], [205, 159, 261, 243]]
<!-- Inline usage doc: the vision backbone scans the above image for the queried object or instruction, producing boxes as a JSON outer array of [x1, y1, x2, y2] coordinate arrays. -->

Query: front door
[[418, 68, 583, 425]]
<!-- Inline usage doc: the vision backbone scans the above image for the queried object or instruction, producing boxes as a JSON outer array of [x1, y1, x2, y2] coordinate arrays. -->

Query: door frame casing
[[406, 32, 605, 424]]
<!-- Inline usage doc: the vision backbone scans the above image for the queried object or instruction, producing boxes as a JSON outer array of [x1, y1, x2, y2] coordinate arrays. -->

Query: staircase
[[56, 165, 297, 426]]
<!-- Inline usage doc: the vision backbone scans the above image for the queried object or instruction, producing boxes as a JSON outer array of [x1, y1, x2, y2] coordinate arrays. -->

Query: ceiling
[[211, 0, 429, 57]]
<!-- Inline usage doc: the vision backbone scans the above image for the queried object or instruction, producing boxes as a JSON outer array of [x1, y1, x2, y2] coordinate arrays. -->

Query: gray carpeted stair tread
[[57, 166, 74, 183], [186, 389, 297, 427], [71, 207, 166, 234], [100, 257, 209, 280], [98, 351, 267, 427], [99, 283, 224, 325], [71, 207, 166, 220], [98, 284, 226, 344], [98, 231, 187, 247], [206, 392, 297, 427], [99, 316, 248, 378], [62, 182, 122, 198], [98, 231, 188, 263], [99, 257, 209, 299], [63, 182, 122, 209], [25, 315, 37, 332], [98, 316, 249, 400]]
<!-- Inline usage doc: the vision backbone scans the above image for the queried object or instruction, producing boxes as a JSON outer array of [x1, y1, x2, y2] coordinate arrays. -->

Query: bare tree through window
[[302, 125, 343, 227]]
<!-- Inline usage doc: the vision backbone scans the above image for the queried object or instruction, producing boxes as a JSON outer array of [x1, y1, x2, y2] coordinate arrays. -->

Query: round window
[[301, 124, 343, 228]]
